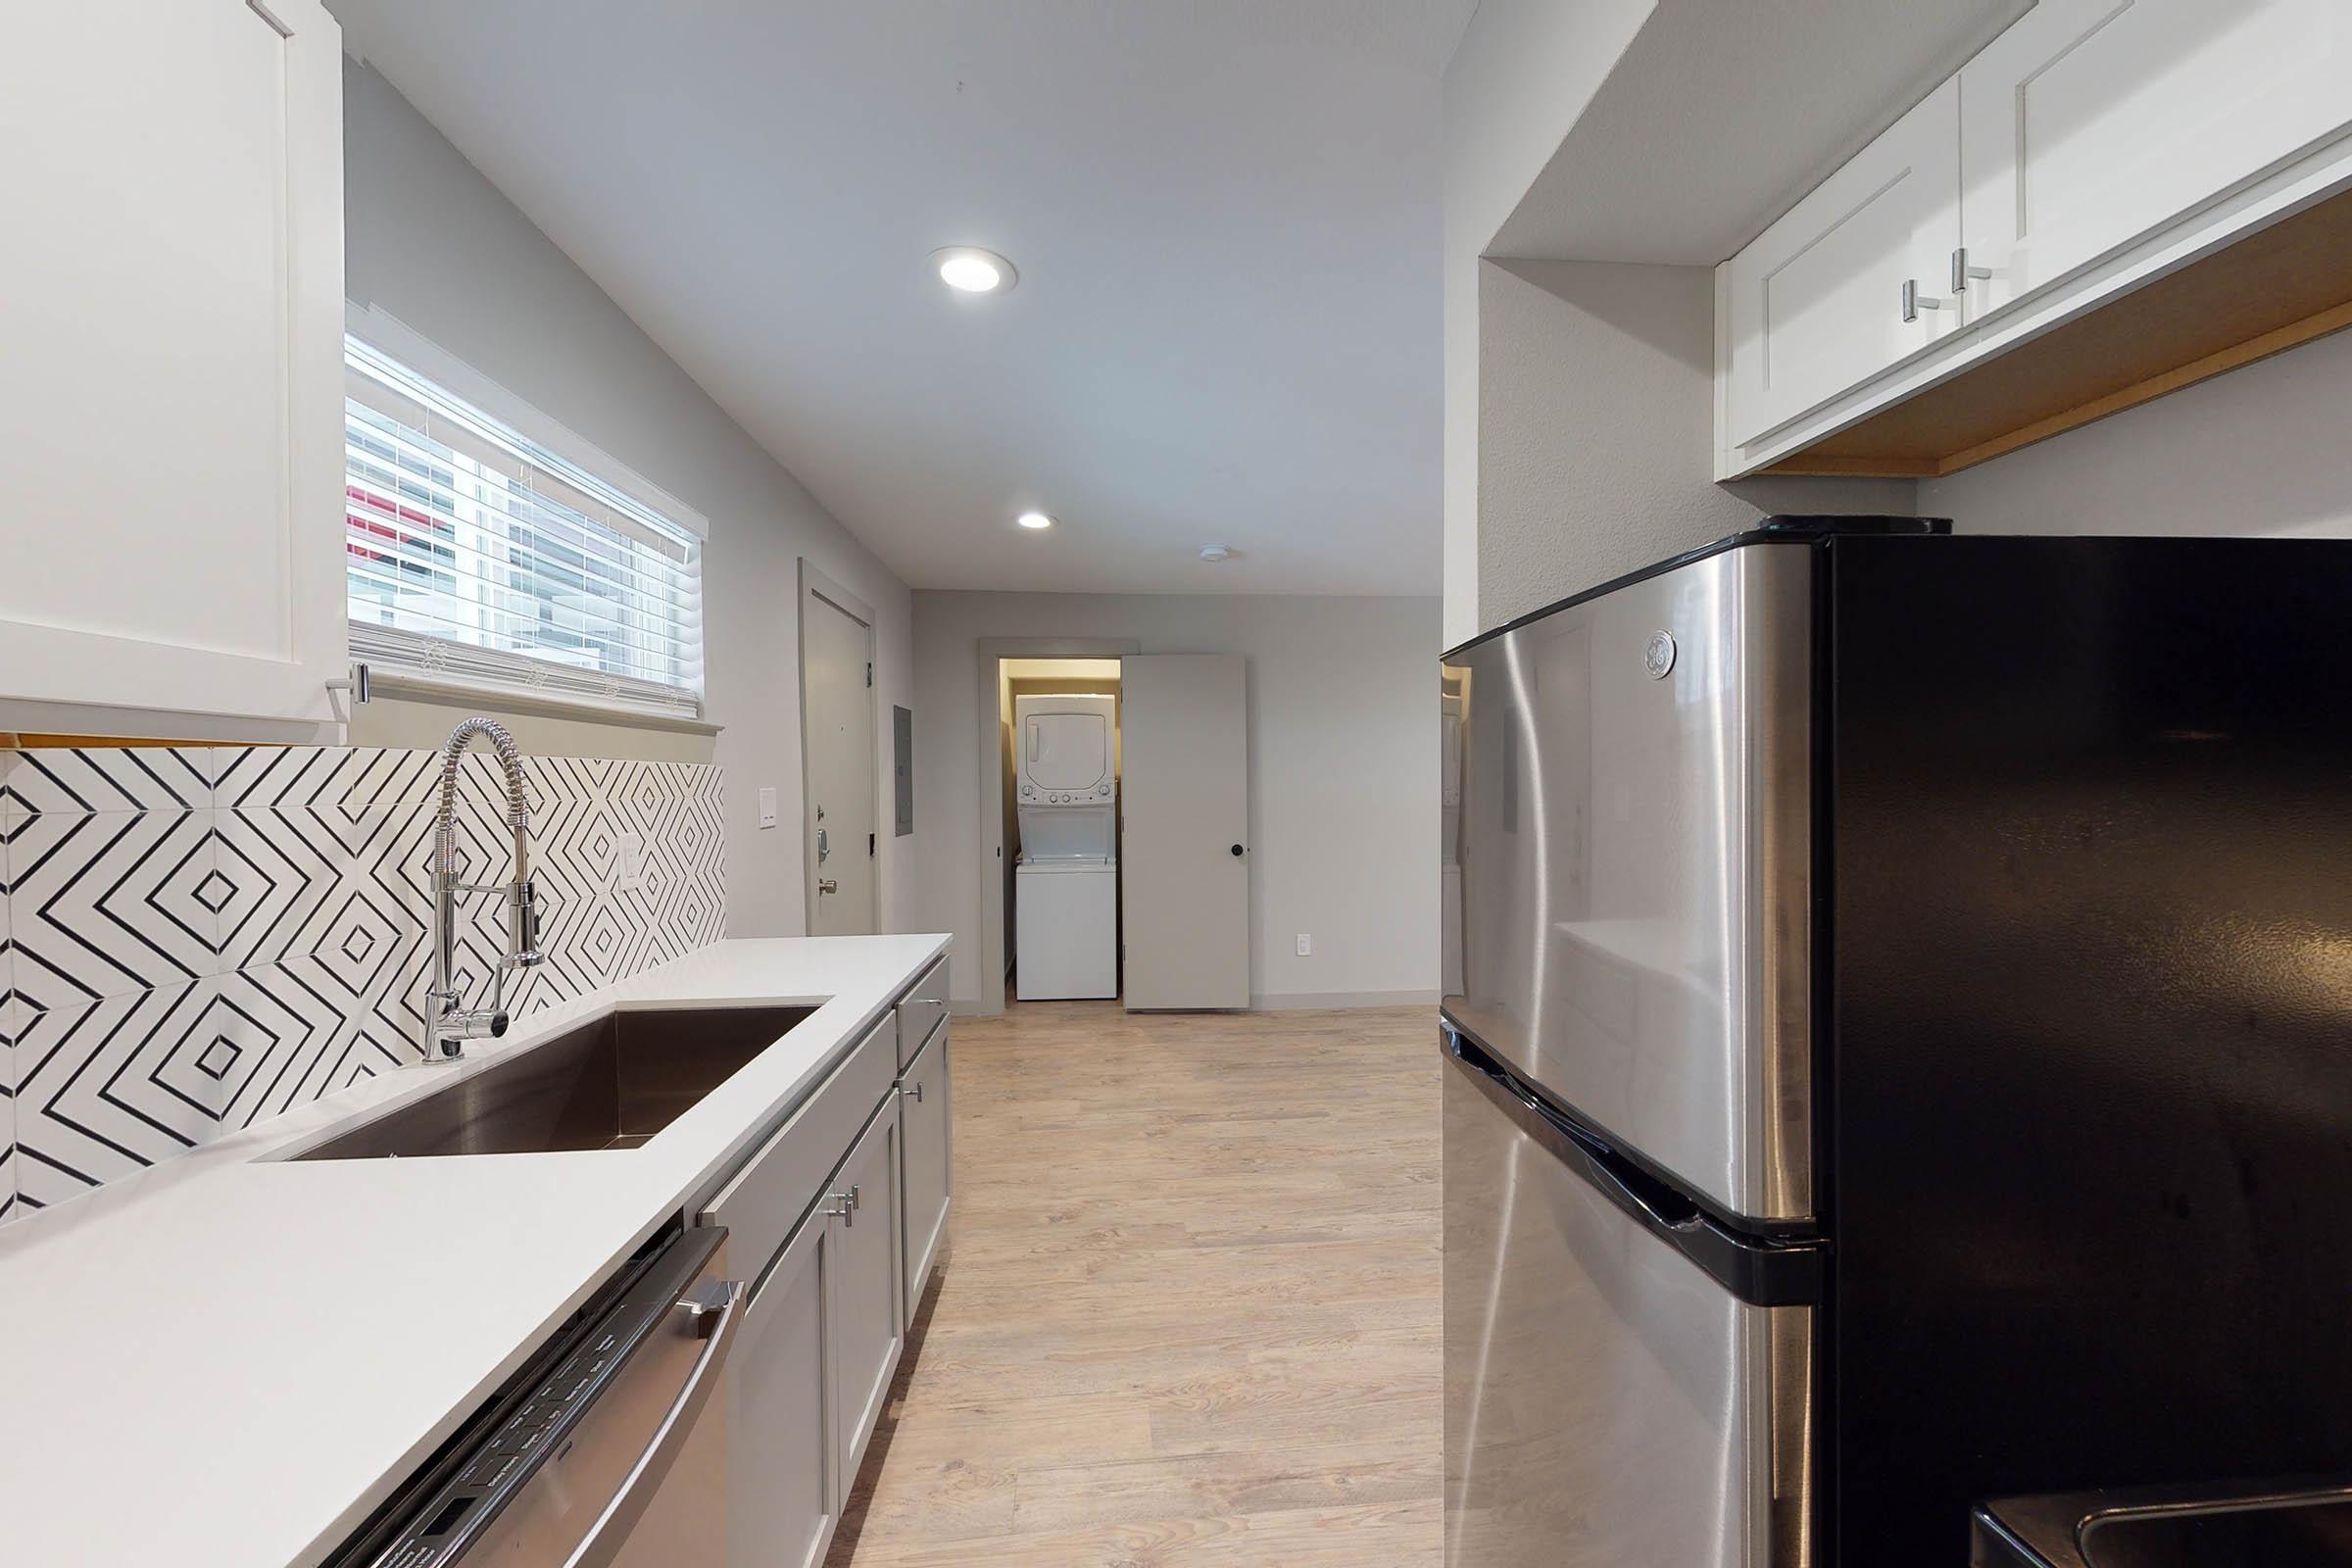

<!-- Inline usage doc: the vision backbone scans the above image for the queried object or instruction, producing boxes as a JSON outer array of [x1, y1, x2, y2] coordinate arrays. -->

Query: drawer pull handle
[[907, 1081, 924, 1103], [827, 1189, 853, 1226]]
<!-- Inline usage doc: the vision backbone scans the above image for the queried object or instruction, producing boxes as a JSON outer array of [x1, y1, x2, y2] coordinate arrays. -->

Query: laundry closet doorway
[[972, 639, 1135, 1015], [1002, 658, 1123, 1002]]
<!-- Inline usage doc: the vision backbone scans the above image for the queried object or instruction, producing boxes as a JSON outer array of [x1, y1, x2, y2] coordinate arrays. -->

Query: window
[[343, 336, 705, 718]]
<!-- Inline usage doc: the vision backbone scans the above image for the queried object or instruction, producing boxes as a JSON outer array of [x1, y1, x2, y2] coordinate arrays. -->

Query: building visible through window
[[343, 337, 705, 718]]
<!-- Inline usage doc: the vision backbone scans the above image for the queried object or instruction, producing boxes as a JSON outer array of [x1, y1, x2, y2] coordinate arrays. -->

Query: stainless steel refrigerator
[[1440, 520, 2352, 1565]]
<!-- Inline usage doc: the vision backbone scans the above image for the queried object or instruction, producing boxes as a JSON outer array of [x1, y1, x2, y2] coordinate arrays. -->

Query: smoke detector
[[1198, 544, 1233, 563]]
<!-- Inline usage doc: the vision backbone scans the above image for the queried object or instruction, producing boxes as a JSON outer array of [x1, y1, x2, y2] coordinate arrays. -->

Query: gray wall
[[1924, 325, 2352, 539], [914, 592, 1441, 1010], [342, 60, 916, 938], [1473, 259, 1915, 632], [1442, 0, 1659, 648]]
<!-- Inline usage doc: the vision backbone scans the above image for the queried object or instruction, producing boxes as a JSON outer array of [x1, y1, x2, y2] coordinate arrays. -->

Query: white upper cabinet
[[1722, 80, 1963, 448], [1958, 0, 2352, 317], [0, 0, 345, 728]]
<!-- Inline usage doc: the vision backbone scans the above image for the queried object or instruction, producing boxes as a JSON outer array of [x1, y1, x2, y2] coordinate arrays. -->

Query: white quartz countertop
[[0, 934, 948, 1568]]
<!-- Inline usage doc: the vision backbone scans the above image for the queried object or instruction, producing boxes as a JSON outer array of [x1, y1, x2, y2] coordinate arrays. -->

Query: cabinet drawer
[[701, 1011, 897, 1278], [896, 954, 949, 1069]]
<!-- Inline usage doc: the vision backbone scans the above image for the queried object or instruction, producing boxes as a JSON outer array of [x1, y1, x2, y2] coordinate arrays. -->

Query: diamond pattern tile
[[11, 980, 220, 1205], [1, 857, 16, 1224], [0, 747, 212, 821], [0, 747, 724, 1213], [3, 808, 222, 1004]]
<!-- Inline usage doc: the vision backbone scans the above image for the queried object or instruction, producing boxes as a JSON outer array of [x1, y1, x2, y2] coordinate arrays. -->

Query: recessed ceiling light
[[1017, 511, 1054, 530], [932, 246, 1017, 294], [1199, 544, 1233, 562]]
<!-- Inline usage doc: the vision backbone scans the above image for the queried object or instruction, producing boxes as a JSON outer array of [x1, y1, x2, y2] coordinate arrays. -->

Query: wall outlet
[[757, 786, 779, 829], [1296, 933, 1312, 956], [615, 832, 646, 891]]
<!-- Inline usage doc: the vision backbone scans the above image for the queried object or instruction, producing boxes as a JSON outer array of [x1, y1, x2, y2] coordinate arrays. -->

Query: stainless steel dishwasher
[[325, 1223, 743, 1568]]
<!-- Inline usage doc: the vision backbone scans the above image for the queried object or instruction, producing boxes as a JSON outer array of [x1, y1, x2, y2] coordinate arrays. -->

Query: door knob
[[817, 878, 839, 895], [1230, 844, 1245, 857]]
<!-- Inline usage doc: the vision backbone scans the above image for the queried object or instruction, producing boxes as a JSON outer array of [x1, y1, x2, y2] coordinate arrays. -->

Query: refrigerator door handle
[[1447, 1026, 1702, 1234]]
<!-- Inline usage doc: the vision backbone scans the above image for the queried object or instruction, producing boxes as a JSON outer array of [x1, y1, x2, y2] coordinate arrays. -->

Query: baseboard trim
[[951, 991, 1439, 1016], [1249, 989, 1441, 1011]]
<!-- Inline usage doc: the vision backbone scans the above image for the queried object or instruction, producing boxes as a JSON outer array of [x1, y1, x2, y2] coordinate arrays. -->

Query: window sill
[[364, 670, 724, 736]]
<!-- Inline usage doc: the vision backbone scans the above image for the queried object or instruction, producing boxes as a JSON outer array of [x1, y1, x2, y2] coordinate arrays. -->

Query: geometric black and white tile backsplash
[[0, 745, 725, 1221]]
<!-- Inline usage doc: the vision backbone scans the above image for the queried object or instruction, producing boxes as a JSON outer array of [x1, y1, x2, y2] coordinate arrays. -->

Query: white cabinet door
[[830, 1104, 904, 1493], [1959, 0, 2352, 317], [0, 0, 345, 727], [1721, 79, 1963, 447], [898, 1023, 953, 1324], [728, 1212, 837, 1568]]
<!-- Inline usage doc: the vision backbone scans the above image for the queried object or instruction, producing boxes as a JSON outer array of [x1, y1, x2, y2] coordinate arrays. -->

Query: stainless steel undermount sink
[[292, 1005, 816, 1159], [1977, 1480, 2352, 1567]]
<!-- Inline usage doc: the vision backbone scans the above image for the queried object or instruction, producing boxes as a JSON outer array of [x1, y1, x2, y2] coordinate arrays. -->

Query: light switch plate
[[1296, 933, 1312, 956], [615, 832, 646, 891], [758, 786, 778, 829]]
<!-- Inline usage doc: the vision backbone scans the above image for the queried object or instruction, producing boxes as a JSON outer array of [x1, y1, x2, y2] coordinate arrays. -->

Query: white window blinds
[[343, 337, 706, 719]]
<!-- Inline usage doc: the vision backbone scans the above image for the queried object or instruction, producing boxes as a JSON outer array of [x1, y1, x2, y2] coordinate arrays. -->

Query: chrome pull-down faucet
[[425, 717, 544, 1060]]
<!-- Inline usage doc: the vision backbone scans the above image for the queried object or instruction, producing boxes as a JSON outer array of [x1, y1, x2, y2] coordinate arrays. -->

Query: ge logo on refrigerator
[[1643, 630, 1678, 679]]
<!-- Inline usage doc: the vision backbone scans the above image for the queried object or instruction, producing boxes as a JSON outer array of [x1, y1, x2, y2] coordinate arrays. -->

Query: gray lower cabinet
[[831, 1102, 906, 1492], [721, 1101, 903, 1568], [728, 1212, 835, 1568], [898, 1022, 953, 1322], [708, 968, 952, 1566]]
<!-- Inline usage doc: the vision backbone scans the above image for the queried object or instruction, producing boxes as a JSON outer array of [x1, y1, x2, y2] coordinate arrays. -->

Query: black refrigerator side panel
[[1825, 534, 2352, 1565]]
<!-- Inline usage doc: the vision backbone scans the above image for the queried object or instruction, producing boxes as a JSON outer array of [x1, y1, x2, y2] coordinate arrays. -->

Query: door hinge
[[865, 662, 873, 688], [869, 832, 876, 856]]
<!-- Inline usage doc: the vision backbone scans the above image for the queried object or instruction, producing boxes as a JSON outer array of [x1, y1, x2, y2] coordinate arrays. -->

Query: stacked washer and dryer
[[1012, 692, 1119, 1000]]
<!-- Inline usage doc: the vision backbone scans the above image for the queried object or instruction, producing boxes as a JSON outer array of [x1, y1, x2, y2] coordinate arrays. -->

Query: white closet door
[[1959, 0, 2352, 317], [1120, 654, 1250, 1010], [0, 0, 346, 726]]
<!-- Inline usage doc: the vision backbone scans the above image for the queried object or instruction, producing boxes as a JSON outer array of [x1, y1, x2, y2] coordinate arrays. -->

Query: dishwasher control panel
[[325, 1224, 725, 1568]]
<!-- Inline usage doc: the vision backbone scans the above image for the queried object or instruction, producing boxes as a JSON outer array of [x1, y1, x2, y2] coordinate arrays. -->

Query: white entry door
[[802, 568, 876, 934], [1120, 654, 1250, 1010]]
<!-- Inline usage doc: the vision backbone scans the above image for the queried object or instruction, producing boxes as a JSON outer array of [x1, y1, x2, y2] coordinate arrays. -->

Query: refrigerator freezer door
[[1444, 1037, 1814, 1568], [1443, 539, 1814, 1225]]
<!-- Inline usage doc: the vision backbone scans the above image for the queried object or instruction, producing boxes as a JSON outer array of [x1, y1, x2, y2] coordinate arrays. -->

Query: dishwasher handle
[[566, 1276, 746, 1568]]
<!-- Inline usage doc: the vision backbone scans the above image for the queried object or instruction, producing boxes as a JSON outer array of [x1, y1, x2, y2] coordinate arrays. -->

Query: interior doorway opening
[[1000, 657, 1122, 1004], [972, 637, 1139, 1017]]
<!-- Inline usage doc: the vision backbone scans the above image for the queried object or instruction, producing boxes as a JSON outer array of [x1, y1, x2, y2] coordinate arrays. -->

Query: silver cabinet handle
[[907, 1080, 924, 1103], [848, 1183, 861, 1213], [827, 1189, 853, 1225], [1951, 246, 1993, 294], [1901, 278, 1948, 323]]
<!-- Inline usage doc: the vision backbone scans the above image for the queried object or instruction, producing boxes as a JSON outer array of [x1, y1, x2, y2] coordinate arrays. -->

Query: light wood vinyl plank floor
[[827, 1001, 1442, 1568]]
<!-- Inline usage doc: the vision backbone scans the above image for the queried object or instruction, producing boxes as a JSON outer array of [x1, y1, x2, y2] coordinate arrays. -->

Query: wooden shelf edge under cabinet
[[1757, 185, 2352, 480]]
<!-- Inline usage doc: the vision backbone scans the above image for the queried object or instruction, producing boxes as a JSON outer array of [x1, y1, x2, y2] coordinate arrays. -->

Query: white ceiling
[[1490, 0, 2034, 265], [327, 0, 1475, 597]]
